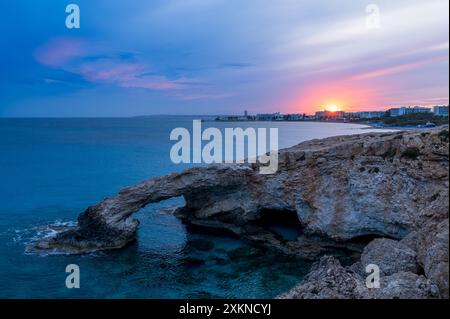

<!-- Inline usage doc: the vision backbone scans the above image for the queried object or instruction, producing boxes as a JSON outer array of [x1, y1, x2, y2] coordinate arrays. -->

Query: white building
[[288, 114, 304, 120], [315, 110, 345, 119], [389, 108, 401, 117], [389, 106, 431, 117], [356, 111, 386, 119], [256, 112, 283, 121], [402, 106, 431, 115], [433, 105, 449, 116]]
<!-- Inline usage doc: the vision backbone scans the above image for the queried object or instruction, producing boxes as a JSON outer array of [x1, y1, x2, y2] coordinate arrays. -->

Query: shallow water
[[0, 117, 393, 298]]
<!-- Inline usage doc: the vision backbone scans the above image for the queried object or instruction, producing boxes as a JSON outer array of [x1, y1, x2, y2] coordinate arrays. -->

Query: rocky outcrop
[[30, 127, 449, 298], [277, 256, 367, 299], [372, 271, 440, 299], [278, 256, 440, 299], [360, 238, 419, 276], [31, 165, 257, 254], [416, 218, 449, 298]]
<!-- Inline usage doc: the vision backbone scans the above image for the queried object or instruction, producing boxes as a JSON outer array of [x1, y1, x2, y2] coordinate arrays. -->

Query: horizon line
[[2, 105, 449, 119]]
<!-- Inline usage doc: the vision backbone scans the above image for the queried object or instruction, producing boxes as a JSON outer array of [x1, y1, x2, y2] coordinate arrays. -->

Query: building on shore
[[215, 115, 253, 121], [433, 105, 449, 116], [354, 111, 386, 119], [284, 113, 305, 121], [315, 111, 326, 119], [315, 110, 345, 120], [256, 112, 283, 121], [388, 106, 431, 117], [388, 108, 401, 117], [216, 110, 256, 121], [216, 104, 444, 122], [408, 106, 432, 114], [304, 115, 316, 120]]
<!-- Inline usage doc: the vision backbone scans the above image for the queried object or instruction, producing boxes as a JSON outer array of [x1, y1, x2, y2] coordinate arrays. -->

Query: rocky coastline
[[30, 127, 449, 299]]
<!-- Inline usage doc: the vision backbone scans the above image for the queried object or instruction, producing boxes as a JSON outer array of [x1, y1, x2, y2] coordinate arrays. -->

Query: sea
[[0, 116, 393, 298]]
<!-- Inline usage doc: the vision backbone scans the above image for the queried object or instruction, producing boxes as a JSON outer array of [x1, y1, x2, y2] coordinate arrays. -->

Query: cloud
[[272, 0, 448, 75], [171, 92, 232, 101], [4, 0, 448, 116], [294, 0, 448, 48], [218, 63, 253, 69], [33, 37, 218, 97], [76, 60, 186, 90], [34, 37, 86, 68], [350, 56, 448, 81]]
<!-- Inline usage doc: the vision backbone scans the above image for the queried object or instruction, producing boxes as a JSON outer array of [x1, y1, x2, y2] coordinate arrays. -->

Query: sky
[[0, 0, 448, 117]]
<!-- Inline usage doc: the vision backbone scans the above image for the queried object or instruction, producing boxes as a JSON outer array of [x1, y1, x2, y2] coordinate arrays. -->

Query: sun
[[325, 104, 340, 112]]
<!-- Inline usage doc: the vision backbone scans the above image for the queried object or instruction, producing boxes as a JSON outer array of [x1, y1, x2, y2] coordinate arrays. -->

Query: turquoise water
[[0, 117, 388, 298]]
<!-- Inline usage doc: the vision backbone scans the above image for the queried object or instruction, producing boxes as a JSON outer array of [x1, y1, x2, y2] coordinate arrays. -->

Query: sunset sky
[[0, 0, 448, 117]]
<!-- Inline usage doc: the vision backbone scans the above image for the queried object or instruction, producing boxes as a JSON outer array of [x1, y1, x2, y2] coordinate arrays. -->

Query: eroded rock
[[368, 271, 440, 299], [29, 127, 449, 298], [277, 256, 367, 299], [31, 127, 449, 254], [416, 218, 449, 298], [361, 238, 419, 276], [278, 256, 440, 299]]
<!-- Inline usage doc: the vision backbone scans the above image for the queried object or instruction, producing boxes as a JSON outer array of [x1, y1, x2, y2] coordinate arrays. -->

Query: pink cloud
[[34, 37, 86, 68], [171, 92, 232, 101], [33, 37, 225, 99], [350, 56, 447, 81], [78, 63, 141, 82], [76, 61, 187, 90]]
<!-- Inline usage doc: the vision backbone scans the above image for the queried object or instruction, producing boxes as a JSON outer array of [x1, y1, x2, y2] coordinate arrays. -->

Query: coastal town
[[215, 105, 449, 124]]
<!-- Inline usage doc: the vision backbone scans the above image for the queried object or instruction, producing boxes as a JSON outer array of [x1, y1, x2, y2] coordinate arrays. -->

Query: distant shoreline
[[212, 118, 449, 130], [363, 122, 450, 130], [1, 116, 447, 131]]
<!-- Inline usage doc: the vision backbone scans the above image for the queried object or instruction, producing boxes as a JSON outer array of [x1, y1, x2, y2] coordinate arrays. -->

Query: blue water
[[0, 117, 391, 298]]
